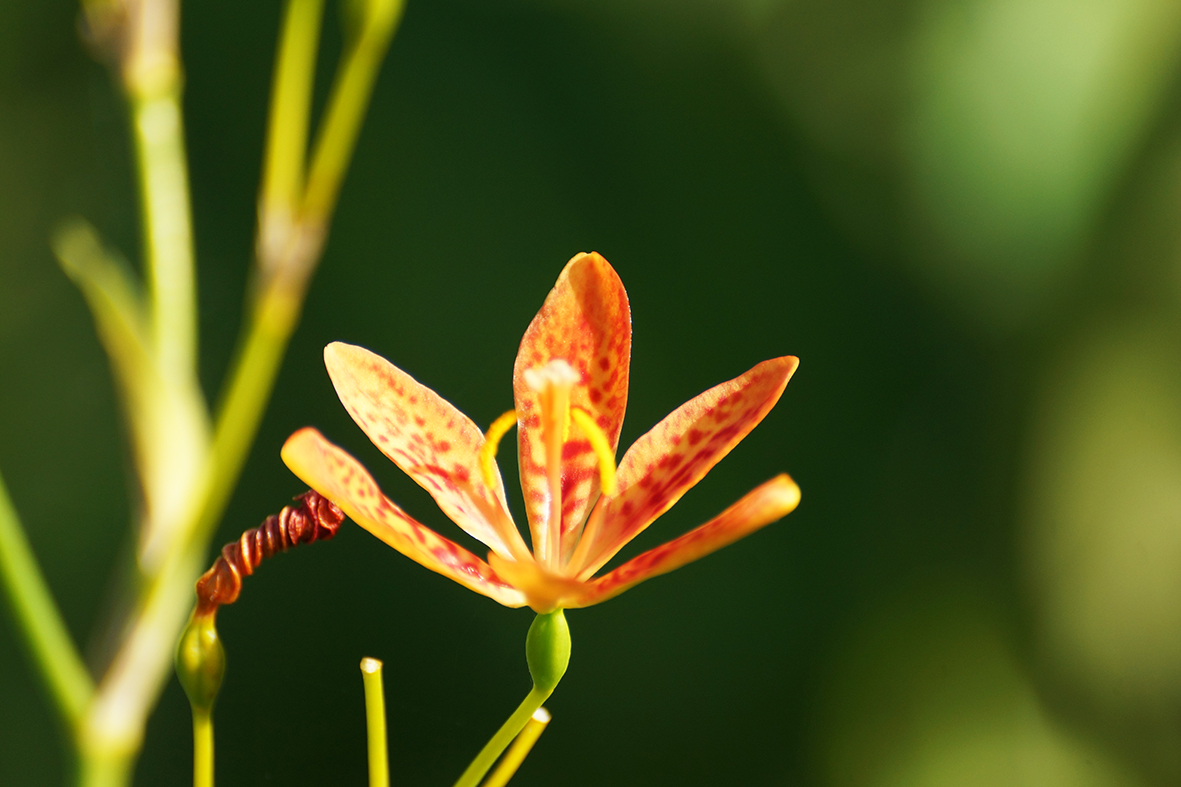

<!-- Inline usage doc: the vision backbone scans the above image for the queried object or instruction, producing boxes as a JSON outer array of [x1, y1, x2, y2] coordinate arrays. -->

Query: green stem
[[0, 469, 93, 726], [191, 0, 411, 553], [259, 0, 326, 265], [129, 85, 198, 381], [192, 709, 213, 787], [360, 658, 389, 787], [191, 286, 301, 551], [302, 0, 405, 226], [190, 0, 409, 552], [452, 686, 551, 787], [481, 707, 550, 787]]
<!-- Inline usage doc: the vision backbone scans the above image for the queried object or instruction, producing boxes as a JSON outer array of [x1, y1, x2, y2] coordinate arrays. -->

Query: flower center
[[479, 359, 620, 571]]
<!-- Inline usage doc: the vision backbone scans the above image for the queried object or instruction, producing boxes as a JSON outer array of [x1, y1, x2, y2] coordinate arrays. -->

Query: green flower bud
[[525, 609, 570, 692], [175, 613, 226, 714]]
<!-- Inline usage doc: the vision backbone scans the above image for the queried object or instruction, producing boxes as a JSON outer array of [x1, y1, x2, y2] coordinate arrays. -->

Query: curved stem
[[452, 686, 551, 787], [191, 709, 213, 787]]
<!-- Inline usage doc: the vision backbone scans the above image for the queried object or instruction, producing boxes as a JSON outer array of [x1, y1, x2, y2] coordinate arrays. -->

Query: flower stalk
[[176, 613, 224, 787], [453, 611, 571, 787], [481, 708, 551, 787], [455, 687, 552, 787]]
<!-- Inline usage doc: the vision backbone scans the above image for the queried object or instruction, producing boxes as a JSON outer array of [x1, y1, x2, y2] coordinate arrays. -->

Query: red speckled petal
[[573, 356, 798, 576], [282, 428, 527, 607], [568, 475, 800, 608], [325, 342, 530, 562], [513, 252, 631, 555]]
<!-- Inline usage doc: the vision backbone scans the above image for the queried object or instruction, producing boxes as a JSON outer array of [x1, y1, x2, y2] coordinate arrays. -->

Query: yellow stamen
[[569, 407, 617, 496], [480, 410, 519, 491]]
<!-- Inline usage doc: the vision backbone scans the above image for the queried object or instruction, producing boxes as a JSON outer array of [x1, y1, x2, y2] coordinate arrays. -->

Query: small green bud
[[175, 613, 226, 714], [525, 609, 571, 692]]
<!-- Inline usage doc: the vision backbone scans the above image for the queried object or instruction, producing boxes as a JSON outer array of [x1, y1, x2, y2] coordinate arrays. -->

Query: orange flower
[[281, 253, 799, 612]]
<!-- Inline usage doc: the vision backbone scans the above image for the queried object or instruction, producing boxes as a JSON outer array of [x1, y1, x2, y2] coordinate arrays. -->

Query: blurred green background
[[5, 0, 1181, 784]]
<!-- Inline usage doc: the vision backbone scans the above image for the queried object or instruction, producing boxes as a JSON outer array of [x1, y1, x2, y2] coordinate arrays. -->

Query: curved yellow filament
[[569, 407, 617, 496], [479, 410, 519, 492]]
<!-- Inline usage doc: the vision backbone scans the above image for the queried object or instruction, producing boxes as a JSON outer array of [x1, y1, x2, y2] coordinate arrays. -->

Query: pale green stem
[[361, 658, 389, 787], [258, 0, 325, 266], [452, 686, 551, 787], [192, 709, 213, 787], [0, 470, 94, 726], [302, 0, 406, 226], [481, 707, 550, 787], [130, 86, 197, 381]]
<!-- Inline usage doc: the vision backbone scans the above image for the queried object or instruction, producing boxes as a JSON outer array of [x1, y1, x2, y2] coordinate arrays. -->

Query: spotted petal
[[282, 428, 527, 607], [568, 475, 799, 607], [572, 356, 798, 576], [513, 252, 631, 555], [325, 342, 530, 561]]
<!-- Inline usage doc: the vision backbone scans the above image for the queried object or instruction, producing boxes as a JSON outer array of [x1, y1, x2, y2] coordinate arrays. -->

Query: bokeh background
[[5, 0, 1181, 784]]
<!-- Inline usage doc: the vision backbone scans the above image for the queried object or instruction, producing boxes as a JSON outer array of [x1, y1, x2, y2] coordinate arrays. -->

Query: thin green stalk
[[360, 658, 389, 787], [302, 0, 406, 226], [192, 709, 213, 787], [189, 0, 409, 551], [452, 686, 551, 787], [190, 286, 301, 551], [0, 470, 93, 726], [259, 0, 326, 265], [481, 707, 550, 787]]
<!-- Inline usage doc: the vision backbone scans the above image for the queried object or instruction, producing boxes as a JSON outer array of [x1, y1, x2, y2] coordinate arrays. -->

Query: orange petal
[[572, 356, 798, 576], [324, 342, 530, 562], [513, 252, 631, 556], [569, 475, 800, 608], [282, 427, 527, 607]]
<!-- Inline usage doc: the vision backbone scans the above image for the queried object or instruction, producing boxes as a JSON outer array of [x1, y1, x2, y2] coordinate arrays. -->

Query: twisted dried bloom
[[194, 491, 344, 617], [282, 253, 800, 612]]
